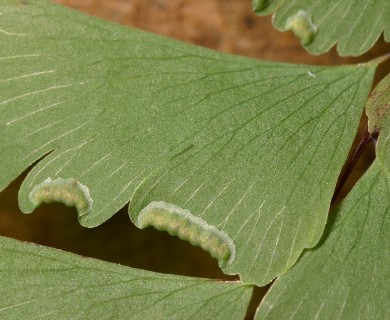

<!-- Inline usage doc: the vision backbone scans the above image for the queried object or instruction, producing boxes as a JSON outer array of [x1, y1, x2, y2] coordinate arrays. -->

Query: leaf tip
[[285, 10, 318, 46], [252, 0, 271, 13]]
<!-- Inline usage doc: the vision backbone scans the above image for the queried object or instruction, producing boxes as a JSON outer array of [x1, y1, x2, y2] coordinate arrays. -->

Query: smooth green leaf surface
[[0, 236, 252, 319], [367, 72, 390, 173], [255, 161, 390, 319], [252, 0, 390, 56], [0, 0, 377, 285]]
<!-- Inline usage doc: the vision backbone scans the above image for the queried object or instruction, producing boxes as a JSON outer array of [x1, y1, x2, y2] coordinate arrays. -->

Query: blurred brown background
[[0, 1, 389, 314]]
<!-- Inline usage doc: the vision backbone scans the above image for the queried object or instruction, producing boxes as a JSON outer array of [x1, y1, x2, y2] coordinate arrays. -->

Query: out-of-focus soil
[[1, 0, 389, 286]]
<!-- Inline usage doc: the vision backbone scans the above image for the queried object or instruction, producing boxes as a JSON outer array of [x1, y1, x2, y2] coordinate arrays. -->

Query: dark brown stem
[[331, 124, 375, 205]]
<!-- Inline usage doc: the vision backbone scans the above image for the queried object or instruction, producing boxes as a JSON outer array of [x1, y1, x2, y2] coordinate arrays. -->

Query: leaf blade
[[252, 0, 390, 56], [255, 161, 390, 319], [0, 235, 252, 320], [0, 0, 377, 285]]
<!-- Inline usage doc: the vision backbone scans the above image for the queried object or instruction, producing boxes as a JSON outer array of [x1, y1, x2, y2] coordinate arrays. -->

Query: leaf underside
[[0, 236, 252, 320], [252, 0, 390, 56], [0, 0, 377, 285], [255, 161, 390, 319]]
